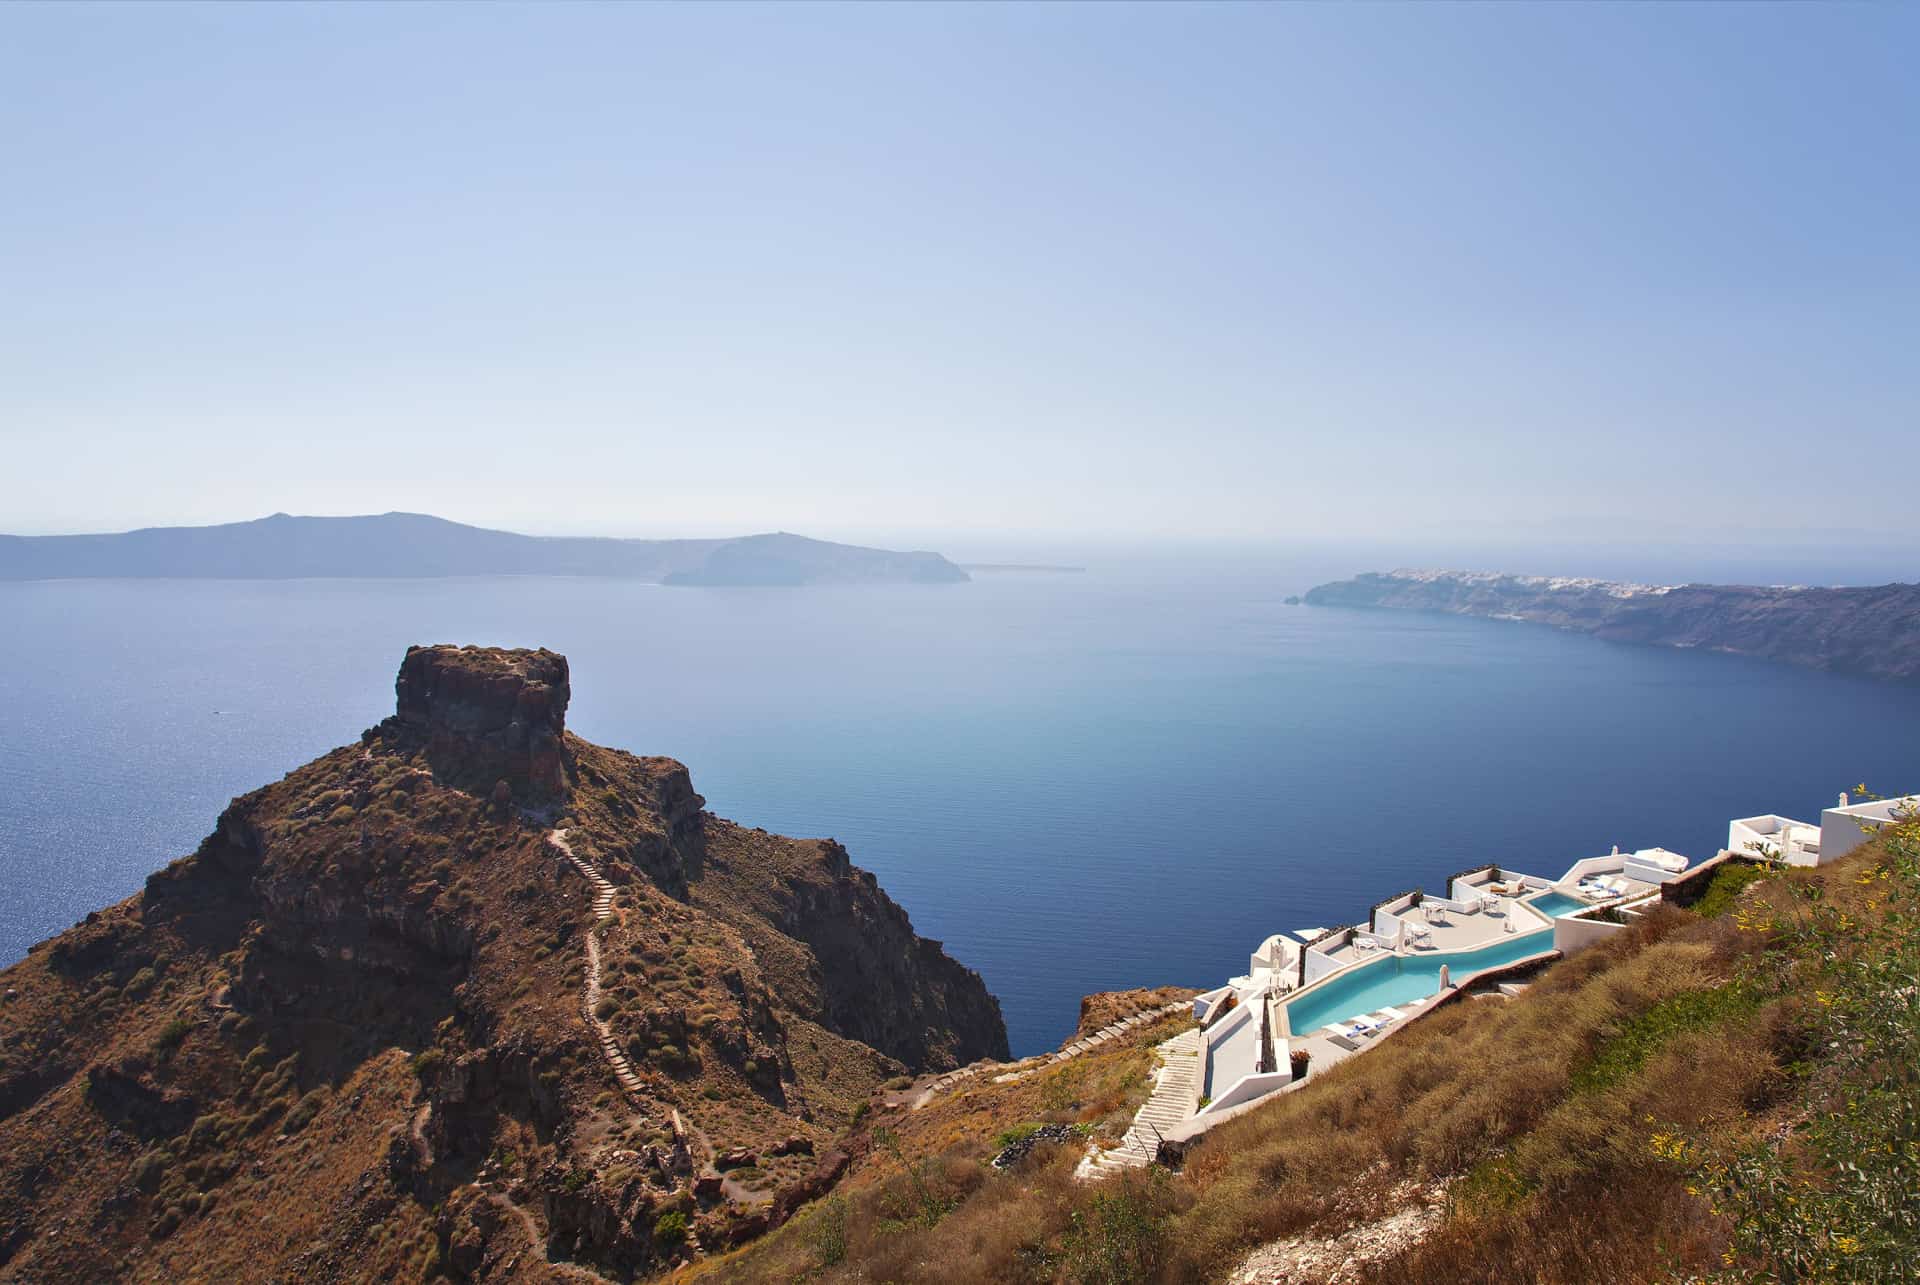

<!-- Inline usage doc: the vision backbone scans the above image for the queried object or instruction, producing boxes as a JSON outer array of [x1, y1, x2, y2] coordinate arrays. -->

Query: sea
[[4, 556, 1916, 1057]]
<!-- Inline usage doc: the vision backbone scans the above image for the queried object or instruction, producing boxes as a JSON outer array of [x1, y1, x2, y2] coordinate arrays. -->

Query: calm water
[[1282, 929, 1555, 1035], [3, 565, 1915, 1056]]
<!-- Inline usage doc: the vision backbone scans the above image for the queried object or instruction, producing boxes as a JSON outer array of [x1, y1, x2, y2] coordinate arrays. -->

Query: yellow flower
[[1833, 1234, 1861, 1255]]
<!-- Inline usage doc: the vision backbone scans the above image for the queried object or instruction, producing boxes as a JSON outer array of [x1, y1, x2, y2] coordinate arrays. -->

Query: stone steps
[[551, 829, 648, 1114], [1075, 1027, 1201, 1180]]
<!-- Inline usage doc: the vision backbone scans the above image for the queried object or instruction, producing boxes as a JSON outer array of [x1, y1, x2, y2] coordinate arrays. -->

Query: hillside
[[0, 645, 1003, 1282], [695, 811, 1920, 1284], [1303, 569, 1920, 682], [0, 513, 970, 586]]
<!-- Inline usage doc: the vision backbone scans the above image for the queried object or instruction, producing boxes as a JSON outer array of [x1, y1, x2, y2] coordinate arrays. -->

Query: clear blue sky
[[3, 2, 1915, 552]]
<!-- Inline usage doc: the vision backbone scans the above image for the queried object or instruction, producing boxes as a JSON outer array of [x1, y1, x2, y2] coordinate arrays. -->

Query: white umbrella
[[1437, 964, 1452, 991]]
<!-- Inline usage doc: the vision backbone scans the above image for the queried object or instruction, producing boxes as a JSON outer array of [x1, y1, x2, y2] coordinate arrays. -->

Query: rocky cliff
[[1304, 570, 1920, 682], [0, 646, 1004, 1282]]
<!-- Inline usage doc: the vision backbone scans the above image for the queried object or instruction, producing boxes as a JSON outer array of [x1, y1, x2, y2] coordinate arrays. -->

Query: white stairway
[[1076, 1027, 1201, 1180]]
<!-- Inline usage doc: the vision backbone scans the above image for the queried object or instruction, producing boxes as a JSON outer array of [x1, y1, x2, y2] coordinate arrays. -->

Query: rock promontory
[[0, 644, 1005, 1281]]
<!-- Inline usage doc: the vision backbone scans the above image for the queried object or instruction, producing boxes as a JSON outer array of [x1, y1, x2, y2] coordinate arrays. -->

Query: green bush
[[810, 1194, 848, 1267], [153, 1017, 193, 1060], [1059, 1169, 1172, 1284], [410, 1048, 446, 1080], [653, 1210, 690, 1247], [1691, 862, 1774, 918], [992, 1122, 1044, 1151]]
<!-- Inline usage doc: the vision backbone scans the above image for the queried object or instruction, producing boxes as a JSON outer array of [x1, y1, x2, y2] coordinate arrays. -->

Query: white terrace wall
[[1554, 911, 1625, 956], [1201, 1070, 1294, 1116], [1821, 797, 1919, 863], [1301, 929, 1354, 985]]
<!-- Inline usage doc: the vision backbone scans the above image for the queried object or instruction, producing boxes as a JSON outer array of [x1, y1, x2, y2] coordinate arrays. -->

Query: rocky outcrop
[[0, 642, 1010, 1282], [1304, 570, 1920, 683], [390, 644, 571, 798]]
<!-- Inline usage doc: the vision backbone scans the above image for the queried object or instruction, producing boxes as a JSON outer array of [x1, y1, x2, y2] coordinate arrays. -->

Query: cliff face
[[1304, 570, 1920, 683], [0, 646, 1004, 1282]]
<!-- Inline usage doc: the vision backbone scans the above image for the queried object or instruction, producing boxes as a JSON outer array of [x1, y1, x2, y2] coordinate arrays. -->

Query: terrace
[[1160, 846, 1696, 1143]]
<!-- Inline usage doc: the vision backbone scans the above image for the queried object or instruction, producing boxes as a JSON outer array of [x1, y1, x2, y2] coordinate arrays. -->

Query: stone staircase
[[1076, 1027, 1201, 1180], [549, 830, 646, 1103]]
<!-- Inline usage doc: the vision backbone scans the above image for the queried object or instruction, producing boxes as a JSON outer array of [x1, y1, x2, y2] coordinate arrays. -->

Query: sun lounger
[[1354, 936, 1379, 953], [1377, 1006, 1408, 1021], [1327, 1034, 1363, 1053], [1322, 1022, 1368, 1040]]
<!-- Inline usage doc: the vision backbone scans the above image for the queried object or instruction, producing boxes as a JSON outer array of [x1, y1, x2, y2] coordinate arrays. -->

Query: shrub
[[131, 1148, 170, 1192], [1060, 1169, 1173, 1284], [993, 1122, 1044, 1151], [153, 1017, 193, 1060], [410, 1048, 446, 1081], [810, 1194, 848, 1267], [327, 805, 357, 824], [653, 1210, 689, 1247], [283, 1090, 326, 1133], [125, 966, 159, 998], [593, 997, 618, 1020], [1691, 862, 1774, 919]]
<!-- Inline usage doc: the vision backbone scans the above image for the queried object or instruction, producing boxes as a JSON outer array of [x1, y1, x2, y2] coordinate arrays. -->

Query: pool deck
[[1323, 898, 1544, 964]]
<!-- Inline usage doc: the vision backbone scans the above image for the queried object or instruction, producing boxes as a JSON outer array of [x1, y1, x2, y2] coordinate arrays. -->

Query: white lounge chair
[[1322, 1022, 1368, 1040], [1426, 904, 1450, 926], [1354, 936, 1379, 953]]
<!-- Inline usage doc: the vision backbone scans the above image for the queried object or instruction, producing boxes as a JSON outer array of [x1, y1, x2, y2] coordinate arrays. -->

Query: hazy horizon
[[4, 4, 1917, 553]]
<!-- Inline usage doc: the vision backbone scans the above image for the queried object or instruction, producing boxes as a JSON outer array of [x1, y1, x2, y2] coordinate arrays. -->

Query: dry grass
[[685, 839, 1907, 1285]]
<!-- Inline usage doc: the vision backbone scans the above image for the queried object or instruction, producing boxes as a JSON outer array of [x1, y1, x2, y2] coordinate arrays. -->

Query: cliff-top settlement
[[1304, 568, 1920, 682]]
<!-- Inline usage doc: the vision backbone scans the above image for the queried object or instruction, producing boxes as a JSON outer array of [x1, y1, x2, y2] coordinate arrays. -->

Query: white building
[[1727, 793, 1917, 867]]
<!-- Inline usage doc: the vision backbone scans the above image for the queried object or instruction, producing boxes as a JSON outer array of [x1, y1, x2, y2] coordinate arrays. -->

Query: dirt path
[[884, 1000, 1192, 1112], [548, 829, 647, 1102]]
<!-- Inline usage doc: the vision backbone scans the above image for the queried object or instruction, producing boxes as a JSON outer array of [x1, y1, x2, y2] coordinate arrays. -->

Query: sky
[[2, 2, 1916, 558]]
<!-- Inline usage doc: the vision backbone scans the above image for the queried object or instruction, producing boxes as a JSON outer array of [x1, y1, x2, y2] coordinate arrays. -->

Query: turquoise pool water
[[1284, 930, 1554, 1034], [1527, 891, 1589, 918]]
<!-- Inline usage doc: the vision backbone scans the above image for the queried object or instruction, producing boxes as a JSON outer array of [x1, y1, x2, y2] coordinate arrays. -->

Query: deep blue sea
[[4, 563, 1916, 1056]]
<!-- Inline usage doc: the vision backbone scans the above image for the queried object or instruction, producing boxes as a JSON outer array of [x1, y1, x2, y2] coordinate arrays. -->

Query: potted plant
[[1290, 1047, 1311, 1081]]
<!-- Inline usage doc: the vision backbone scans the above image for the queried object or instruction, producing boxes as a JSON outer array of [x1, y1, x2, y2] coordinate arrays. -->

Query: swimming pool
[[1283, 929, 1554, 1034], [1527, 891, 1589, 918]]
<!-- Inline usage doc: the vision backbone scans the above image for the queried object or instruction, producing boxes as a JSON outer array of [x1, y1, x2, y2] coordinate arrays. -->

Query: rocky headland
[[0, 645, 1003, 1281], [1303, 569, 1920, 682]]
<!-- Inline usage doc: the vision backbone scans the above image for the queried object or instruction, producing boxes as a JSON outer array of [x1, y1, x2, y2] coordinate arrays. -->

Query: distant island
[[958, 563, 1087, 574], [0, 512, 970, 587], [1304, 569, 1920, 683]]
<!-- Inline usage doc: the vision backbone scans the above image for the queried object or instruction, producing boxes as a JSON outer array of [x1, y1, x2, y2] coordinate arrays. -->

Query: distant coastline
[[1304, 568, 1920, 683], [0, 512, 970, 587], [959, 563, 1087, 574]]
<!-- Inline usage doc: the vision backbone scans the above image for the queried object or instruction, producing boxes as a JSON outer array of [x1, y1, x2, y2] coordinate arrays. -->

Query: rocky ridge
[[1304, 569, 1920, 682]]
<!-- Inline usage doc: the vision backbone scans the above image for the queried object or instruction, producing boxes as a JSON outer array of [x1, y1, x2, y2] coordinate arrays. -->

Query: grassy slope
[[701, 820, 1918, 1284]]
